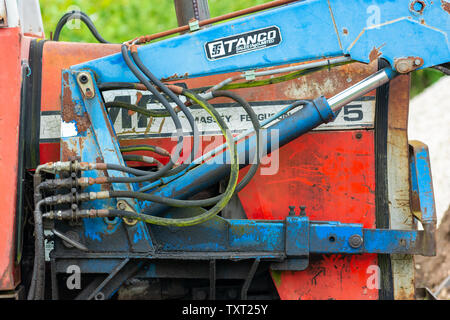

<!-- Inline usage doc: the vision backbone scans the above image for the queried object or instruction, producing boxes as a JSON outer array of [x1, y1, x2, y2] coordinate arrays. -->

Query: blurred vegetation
[[39, 0, 444, 98]]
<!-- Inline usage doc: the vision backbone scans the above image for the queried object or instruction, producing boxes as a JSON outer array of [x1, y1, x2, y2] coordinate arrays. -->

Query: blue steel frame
[[72, 0, 449, 80], [56, 0, 444, 278]]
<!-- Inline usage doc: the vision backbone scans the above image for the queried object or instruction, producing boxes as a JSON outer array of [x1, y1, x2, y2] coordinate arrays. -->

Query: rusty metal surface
[[41, 41, 121, 112], [386, 74, 416, 300], [442, 0, 450, 14], [62, 73, 91, 134]]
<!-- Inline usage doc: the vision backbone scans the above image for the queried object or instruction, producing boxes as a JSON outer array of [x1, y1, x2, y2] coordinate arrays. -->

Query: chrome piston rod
[[327, 67, 397, 112]]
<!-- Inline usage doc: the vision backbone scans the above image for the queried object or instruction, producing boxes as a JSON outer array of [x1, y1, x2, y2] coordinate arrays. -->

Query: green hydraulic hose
[[220, 60, 353, 90], [120, 145, 171, 157], [107, 90, 239, 227]]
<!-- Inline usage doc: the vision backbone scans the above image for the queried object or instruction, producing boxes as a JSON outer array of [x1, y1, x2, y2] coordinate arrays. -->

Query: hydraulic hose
[[122, 154, 163, 168], [209, 90, 261, 193], [119, 44, 182, 182], [105, 101, 180, 118], [130, 49, 200, 175], [106, 163, 155, 176], [120, 145, 171, 157], [98, 82, 148, 91], [53, 11, 110, 43], [42, 91, 239, 227], [27, 200, 45, 300]]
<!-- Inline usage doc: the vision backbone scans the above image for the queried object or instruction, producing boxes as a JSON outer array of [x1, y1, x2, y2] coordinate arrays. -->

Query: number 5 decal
[[343, 105, 363, 121]]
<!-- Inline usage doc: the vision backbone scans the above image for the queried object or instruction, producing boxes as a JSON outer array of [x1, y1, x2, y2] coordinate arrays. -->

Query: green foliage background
[[39, 0, 443, 97]]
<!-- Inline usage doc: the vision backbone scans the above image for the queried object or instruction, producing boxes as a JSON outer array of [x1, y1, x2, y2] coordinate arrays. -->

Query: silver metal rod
[[327, 67, 397, 112]]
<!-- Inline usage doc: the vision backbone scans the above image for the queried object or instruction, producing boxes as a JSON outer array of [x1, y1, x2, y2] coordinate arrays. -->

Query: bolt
[[355, 132, 363, 139], [348, 234, 363, 248], [118, 202, 127, 210], [299, 206, 307, 217], [396, 61, 410, 73], [79, 74, 89, 84], [288, 206, 296, 216], [94, 292, 105, 300], [85, 88, 94, 98]]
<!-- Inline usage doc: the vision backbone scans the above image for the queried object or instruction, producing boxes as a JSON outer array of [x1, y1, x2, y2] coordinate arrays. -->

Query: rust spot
[[342, 28, 348, 35], [442, 0, 450, 14], [136, 91, 143, 105], [410, 0, 426, 14], [283, 62, 378, 100], [100, 181, 111, 192], [61, 140, 78, 161], [369, 46, 382, 63], [62, 73, 91, 133], [160, 72, 189, 82]]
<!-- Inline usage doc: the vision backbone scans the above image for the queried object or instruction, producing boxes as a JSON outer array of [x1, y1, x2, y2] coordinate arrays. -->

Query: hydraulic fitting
[[43, 208, 110, 220], [35, 161, 104, 175]]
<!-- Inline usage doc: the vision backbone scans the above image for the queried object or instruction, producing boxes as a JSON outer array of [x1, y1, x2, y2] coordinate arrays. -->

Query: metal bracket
[[188, 18, 200, 32], [76, 71, 95, 99], [409, 140, 437, 256], [117, 200, 138, 226], [244, 70, 256, 81]]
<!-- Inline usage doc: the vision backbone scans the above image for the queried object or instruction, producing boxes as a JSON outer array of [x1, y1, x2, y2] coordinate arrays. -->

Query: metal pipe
[[129, 0, 298, 44], [174, 0, 210, 27], [52, 229, 89, 252], [328, 67, 397, 112]]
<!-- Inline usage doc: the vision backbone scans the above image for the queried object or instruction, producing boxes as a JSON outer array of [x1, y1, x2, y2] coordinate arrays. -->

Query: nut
[[349, 234, 364, 248]]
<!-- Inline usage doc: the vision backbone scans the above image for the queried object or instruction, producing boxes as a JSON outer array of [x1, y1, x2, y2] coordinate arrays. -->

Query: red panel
[[0, 28, 22, 290], [238, 130, 378, 299]]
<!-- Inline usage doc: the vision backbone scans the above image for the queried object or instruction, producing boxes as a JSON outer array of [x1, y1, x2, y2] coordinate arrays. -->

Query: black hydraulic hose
[[42, 92, 239, 227], [109, 190, 221, 207], [210, 90, 261, 194], [98, 82, 144, 91], [122, 154, 163, 168], [130, 50, 200, 176], [105, 101, 177, 118], [137, 96, 310, 206], [28, 200, 45, 300], [106, 90, 260, 208], [53, 11, 110, 43], [118, 44, 182, 183], [432, 64, 450, 75], [106, 163, 154, 176]]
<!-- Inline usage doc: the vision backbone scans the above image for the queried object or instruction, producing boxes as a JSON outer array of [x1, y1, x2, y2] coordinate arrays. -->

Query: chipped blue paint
[[409, 141, 437, 225], [72, 0, 449, 80]]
